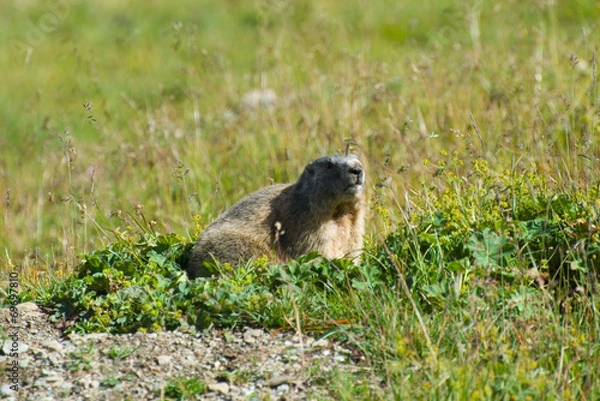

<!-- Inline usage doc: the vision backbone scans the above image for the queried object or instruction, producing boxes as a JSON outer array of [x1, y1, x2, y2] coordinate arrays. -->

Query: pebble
[[0, 384, 16, 396], [45, 375, 63, 383], [312, 338, 329, 348], [208, 382, 230, 395], [265, 375, 295, 387], [17, 302, 41, 314], [42, 339, 64, 352], [243, 328, 264, 344], [276, 383, 290, 394], [19, 356, 32, 368], [48, 352, 62, 366], [1, 340, 29, 355], [156, 355, 172, 366]]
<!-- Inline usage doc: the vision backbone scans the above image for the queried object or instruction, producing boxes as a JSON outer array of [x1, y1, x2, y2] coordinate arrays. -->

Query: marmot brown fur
[[186, 154, 366, 278]]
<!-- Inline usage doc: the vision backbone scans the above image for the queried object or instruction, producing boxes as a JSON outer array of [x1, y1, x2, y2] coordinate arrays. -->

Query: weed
[[65, 343, 95, 373], [162, 376, 206, 400], [100, 377, 120, 388], [106, 345, 139, 361]]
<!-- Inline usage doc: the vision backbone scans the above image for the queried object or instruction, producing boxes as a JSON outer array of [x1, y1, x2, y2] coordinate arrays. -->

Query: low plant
[[377, 157, 600, 309], [162, 376, 207, 400]]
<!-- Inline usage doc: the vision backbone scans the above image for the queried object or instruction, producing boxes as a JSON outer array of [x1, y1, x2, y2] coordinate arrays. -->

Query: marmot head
[[296, 154, 365, 206]]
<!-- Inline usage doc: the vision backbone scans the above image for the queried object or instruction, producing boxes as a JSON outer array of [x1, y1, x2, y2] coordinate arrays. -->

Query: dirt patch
[[1, 303, 371, 400]]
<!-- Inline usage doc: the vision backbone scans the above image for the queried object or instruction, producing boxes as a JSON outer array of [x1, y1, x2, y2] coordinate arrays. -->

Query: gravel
[[1, 303, 370, 400]]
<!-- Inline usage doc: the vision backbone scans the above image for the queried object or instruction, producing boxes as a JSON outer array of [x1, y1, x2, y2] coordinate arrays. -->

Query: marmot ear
[[306, 166, 315, 176]]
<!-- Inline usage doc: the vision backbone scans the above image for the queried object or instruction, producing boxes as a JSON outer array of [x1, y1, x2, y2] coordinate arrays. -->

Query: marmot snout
[[186, 154, 367, 278]]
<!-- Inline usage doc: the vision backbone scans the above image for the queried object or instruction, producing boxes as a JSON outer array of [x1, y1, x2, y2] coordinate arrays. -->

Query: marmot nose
[[348, 165, 364, 183]]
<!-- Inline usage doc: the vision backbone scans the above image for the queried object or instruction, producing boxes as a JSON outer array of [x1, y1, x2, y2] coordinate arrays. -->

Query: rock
[[45, 375, 63, 384], [265, 375, 295, 387], [312, 338, 329, 348], [0, 384, 16, 396], [17, 302, 41, 314], [84, 333, 108, 342], [2, 340, 29, 355], [243, 328, 264, 344], [19, 356, 32, 368], [41, 339, 64, 352], [181, 355, 196, 366], [156, 355, 172, 366], [47, 352, 62, 366], [276, 383, 290, 394], [208, 382, 230, 395], [33, 378, 47, 388]]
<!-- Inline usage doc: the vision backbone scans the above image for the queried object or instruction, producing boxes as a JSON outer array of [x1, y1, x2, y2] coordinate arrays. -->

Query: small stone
[[276, 383, 290, 394], [19, 356, 32, 368], [265, 375, 295, 387], [47, 352, 62, 366], [156, 355, 172, 366], [243, 335, 256, 344], [84, 333, 107, 342], [2, 340, 29, 355], [312, 338, 329, 348], [67, 333, 82, 343], [60, 382, 74, 391], [78, 377, 100, 389], [32, 348, 48, 360], [248, 328, 264, 337], [0, 384, 16, 396], [45, 375, 63, 384], [41, 340, 64, 352], [33, 378, 47, 388], [17, 302, 41, 314], [208, 382, 230, 395], [243, 328, 264, 344], [181, 355, 196, 366]]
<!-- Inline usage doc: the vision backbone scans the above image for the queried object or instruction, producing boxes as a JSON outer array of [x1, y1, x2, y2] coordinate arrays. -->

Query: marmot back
[[186, 154, 366, 278]]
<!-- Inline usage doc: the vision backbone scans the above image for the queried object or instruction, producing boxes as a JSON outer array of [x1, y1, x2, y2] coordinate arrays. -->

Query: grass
[[1, 0, 599, 399]]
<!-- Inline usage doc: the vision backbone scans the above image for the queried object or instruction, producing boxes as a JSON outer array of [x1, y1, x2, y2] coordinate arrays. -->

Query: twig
[[469, 111, 486, 154]]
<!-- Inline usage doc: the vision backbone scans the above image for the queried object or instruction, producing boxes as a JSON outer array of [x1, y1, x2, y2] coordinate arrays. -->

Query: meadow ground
[[1, 0, 599, 399]]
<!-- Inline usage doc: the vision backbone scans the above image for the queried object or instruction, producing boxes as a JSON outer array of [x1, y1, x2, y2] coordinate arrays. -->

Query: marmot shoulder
[[186, 154, 366, 278]]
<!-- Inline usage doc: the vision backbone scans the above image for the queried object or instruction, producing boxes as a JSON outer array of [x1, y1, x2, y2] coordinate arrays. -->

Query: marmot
[[186, 154, 366, 278]]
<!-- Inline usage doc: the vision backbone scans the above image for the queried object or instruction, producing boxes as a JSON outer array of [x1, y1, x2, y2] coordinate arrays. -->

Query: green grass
[[1, 0, 599, 399]]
